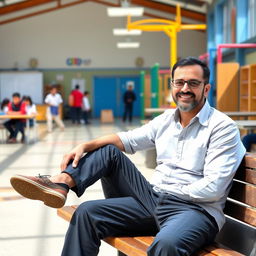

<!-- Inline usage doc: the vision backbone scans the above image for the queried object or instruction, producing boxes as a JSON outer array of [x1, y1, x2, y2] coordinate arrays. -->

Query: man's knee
[[74, 200, 99, 219], [147, 236, 188, 256], [101, 144, 120, 153]]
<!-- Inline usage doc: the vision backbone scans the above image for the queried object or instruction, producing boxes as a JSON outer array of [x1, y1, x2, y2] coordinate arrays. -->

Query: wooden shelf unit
[[216, 63, 239, 111], [240, 64, 256, 119], [239, 65, 250, 111], [249, 64, 256, 116]]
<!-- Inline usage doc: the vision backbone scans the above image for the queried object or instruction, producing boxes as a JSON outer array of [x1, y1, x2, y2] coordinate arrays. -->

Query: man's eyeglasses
[[171, 79, 205, 89]]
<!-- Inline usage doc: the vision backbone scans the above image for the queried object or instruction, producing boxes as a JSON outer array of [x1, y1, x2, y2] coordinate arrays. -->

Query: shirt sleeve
[[181, 121, 246, 203], [117, 112, 167, 154]]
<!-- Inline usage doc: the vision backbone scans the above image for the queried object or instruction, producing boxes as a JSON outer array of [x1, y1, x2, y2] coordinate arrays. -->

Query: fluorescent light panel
[[107, 7, 144, 17], [113, 28, 142, 36], [117, 42, 140, 48], [5, 0, 26, 4]]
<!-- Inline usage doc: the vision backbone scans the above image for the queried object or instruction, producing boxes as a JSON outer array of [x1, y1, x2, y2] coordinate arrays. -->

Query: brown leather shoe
[[10, 174, 68, 208]]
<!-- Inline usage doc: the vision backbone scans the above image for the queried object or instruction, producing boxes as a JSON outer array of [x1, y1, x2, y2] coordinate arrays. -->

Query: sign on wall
[[66, 58, 92, 66]]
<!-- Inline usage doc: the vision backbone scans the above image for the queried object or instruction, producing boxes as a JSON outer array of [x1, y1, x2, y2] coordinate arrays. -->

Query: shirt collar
[[195, 100, 211, 126], [173, 100, 211, 126]]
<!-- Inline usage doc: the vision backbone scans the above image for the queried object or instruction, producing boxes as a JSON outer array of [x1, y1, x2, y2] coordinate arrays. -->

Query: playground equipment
[[126, 5, 207, 67], [140, 64, 175, 120], [140, 64, 160, 119], [217, 43, 256, 63]]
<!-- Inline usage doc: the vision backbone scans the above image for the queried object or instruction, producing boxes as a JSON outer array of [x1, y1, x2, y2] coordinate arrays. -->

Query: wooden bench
[[57, 153, 256, 256]]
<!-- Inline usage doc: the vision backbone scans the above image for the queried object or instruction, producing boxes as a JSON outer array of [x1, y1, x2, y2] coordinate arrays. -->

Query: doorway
[[93, 76, 140, 118]]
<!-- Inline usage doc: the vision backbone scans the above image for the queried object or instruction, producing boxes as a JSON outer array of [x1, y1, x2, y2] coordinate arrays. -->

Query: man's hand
[[60, 134, 124, 172], [61, 143, 86, 171]]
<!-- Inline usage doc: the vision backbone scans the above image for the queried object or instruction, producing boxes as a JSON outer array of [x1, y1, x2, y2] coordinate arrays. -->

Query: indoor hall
[[0, 0, 256, 256]]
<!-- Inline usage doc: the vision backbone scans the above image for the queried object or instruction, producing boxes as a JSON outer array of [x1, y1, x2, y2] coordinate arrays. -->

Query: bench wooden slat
[[224, 201, 256, 227], [228, 182, 256, 207], [57, 205, 77, 222], [204, 244, 244, 256], [235, 168, 256, 184], [133, 236, 154, 246], [104, 237, 149, 256], [243, 154, 256, 169], [196, 250, 217, 256]]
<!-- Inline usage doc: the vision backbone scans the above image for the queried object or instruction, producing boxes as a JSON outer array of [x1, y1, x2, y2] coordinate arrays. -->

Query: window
[[248, 0, 256, 38], [223, 0, 236, 43]]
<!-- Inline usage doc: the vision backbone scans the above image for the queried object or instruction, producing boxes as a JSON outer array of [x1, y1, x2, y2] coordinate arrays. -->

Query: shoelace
[[37, 174, 51, 179]]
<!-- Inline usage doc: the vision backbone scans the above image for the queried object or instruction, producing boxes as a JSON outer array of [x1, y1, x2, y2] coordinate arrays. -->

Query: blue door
[[93, 77, 117, 117], [93, 76, 140, 118]]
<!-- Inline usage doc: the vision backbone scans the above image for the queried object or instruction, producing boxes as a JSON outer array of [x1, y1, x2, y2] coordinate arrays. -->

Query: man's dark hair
[[12, 92, 20, 98], [171, 57, 210, 84], [75, 85, 80, 89]]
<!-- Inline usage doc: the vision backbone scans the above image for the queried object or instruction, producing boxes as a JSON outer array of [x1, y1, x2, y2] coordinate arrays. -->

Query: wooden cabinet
[[249, 64, 256, 114], [216, 63, 239, 111], [240, 65, 249, 111], [239, 64, 256, 119], [217, 63, 256, 114]]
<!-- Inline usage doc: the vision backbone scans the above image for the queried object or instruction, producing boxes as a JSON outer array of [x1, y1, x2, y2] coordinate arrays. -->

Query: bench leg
[[118, 251, 127, 256]]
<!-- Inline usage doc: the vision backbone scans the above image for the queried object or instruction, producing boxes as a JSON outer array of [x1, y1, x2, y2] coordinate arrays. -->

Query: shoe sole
[[10, 176, 66, 208]]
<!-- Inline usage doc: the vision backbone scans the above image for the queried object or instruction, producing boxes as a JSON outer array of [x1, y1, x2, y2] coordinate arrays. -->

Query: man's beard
[[172, 91, 204, 112]]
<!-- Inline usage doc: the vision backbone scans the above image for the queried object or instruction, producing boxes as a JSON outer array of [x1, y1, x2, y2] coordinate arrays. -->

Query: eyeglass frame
[[171, 79, 207, 89]]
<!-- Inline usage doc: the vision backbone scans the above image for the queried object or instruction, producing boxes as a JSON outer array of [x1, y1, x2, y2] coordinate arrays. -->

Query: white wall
[[0, 2, 206, 69]]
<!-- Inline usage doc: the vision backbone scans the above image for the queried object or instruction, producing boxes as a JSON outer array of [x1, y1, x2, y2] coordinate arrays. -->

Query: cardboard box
[[100, 109, 114, 123]]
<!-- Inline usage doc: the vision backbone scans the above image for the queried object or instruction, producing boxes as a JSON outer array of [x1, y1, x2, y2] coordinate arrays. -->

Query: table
[[223, 111, 256, 119], [0, 114, 36, 144], [144, 108, 171, 114], [235, 120, 256, 134]]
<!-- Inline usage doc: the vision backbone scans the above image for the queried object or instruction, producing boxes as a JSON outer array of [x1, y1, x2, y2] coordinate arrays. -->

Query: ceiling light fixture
[[107, 0, 144, 17], [113, 28, 142, 36], [107, 7, 144, 17], [117, 42, 140, 48]]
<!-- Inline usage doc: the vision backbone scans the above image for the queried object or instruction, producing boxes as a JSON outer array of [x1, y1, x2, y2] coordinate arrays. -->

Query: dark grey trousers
[[61, 145, 218, 256]]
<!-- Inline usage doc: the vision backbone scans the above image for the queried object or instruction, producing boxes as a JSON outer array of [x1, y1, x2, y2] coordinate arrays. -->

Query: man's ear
[[204, 83, 211, 97]]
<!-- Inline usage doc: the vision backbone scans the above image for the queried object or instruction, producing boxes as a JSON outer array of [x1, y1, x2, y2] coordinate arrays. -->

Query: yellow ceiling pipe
[[127, 5, 207, 67]]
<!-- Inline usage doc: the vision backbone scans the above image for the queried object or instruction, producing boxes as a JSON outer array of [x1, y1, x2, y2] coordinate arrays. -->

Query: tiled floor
[[0, 119, 154, 256]]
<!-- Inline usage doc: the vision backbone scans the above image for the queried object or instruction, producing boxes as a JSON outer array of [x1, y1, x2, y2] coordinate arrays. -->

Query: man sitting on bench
[[11, 57, 245, 256]]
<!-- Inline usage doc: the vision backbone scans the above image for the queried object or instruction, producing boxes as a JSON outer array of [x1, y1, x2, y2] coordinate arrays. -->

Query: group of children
[[0, 85, 92, 143], [0, 93, 37, 143]]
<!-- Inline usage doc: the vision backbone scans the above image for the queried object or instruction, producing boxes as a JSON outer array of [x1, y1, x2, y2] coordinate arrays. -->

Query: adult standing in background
[[45, 86, 65, 133], [122, 84, 136, 123], [82, 91, 91, 125], [71, 85, 83, 124]]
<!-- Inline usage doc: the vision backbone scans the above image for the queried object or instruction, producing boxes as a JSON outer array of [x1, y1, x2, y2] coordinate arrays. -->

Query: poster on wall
[[71, 78, 86, 93]]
